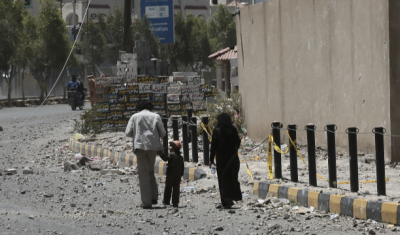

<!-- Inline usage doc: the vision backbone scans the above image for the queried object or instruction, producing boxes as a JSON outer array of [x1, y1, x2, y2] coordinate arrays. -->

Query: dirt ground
[[0, 105, 398, 234]]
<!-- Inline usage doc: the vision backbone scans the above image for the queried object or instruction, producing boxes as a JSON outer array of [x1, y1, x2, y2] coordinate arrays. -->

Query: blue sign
[[141, 0, 174, 44]]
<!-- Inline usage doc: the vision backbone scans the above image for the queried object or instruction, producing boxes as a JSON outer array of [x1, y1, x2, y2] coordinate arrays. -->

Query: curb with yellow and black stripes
[[253, 181, 400, 225], [69, 138, 206, 181]]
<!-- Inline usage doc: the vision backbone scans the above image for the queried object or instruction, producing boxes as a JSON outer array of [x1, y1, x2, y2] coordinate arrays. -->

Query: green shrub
[[73, 105, 102, 134], [196, 90, 246, 139]]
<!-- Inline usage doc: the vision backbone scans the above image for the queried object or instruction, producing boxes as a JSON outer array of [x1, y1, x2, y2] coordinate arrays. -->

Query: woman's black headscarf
[[217, 113, 235, 135]]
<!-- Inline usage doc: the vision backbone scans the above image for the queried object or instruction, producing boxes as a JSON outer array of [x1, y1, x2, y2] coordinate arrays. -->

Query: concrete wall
[[236, 0, 400, 161]]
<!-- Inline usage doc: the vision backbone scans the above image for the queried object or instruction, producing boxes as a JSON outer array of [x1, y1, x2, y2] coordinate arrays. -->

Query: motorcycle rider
[[67, 75, 83, 101]]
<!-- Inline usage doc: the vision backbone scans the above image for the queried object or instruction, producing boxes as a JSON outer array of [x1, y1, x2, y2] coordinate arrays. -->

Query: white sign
[[191, 93, 204, 101], [138, 84, 152, 93], [181, 85, 199, 94], [187, 76, 201, 85], [145, 5, 169, 19], [152, 84, 167, 93]]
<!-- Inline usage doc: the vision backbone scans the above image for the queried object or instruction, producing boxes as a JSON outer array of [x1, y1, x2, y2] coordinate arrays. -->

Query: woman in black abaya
[[209, 113, 242, 209]]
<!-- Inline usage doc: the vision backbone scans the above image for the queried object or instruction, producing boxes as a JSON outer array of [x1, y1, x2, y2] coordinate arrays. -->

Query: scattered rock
[[89, 160, 109, 170], [23, 168, 34, 174], [214, 226, 224, 231], [6, 169, 17, 175], [64, 162, 71, 172], [79, 156, 93, 166], [361, 156, 375, 164], [120, 177, 129, 183], [0, 126, 3, 131], [70, 163, 79, 170], [28, 215, 34, 219], [43, 193, 54, 198], [101, 169, 125, 175]]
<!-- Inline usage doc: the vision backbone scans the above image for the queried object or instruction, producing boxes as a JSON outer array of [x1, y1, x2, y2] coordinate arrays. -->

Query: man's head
[[138, 101, 154, 111], [71, 75, 77, 82], [169, 140, 182, 153]]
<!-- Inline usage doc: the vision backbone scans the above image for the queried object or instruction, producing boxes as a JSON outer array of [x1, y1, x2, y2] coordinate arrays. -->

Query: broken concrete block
[[89, 160, 109, 170], [23, 168, 34, 174], [100, 169, 125, 175], [120, 177, 129, 183], [70, 163, 79, 170], [6, 169, 17, 175], [64, 162, 71, 172], [63, 162, 79, 171]]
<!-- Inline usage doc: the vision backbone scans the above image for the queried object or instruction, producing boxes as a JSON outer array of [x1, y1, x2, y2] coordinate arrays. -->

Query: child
[[161, 140, 184, 207]]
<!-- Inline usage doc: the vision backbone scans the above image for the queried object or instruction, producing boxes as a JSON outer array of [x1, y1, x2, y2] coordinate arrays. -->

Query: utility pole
[[123, 0, 132, 53], [73, 0, 77, 75]]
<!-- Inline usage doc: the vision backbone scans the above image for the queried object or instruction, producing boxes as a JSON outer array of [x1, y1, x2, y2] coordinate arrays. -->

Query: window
[[24, 0, 32, 7]]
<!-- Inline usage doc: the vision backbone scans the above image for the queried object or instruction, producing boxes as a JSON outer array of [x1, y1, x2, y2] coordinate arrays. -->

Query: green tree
[[162, 12, 212, 73], [102, 7, 124, 62], [0, 0, 24, 102], [18, 13, 37, 101], [80, 20, 106, 76], [30, 0, 72, 102], [131, 16, 160, 58], [208, 4, 236, 51]]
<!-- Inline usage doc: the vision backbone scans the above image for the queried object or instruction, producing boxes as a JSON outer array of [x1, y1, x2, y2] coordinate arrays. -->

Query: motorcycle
[[68, 87, 86, 111]]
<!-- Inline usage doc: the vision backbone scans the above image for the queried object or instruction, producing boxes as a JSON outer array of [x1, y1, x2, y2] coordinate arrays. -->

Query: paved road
[[0, 102, 90, 140], [0, 102, 90, 120], [0, 104, 394, 235]]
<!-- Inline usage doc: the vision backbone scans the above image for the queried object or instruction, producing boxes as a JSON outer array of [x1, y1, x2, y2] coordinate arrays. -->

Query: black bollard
[[191, 117, 198, 162], [162, 115, 169, 155], [306, 124, 317, 186], [182, 116, 189, 162], [347, 127, 359, 192], [172, 117, 179, 141], [288, 124, 298, 182], [187, 108, 193, 143], [373, 127, 386, 196], [202, 117, 210, 166], [272, 122, 282, 179], [326, 124, 337, 188]]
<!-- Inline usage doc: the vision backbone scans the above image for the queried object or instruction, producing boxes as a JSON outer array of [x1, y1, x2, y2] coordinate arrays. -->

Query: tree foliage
[[197, 90, 245, 139], [19, 13, 38, 100], [80, 20, 106, 76], [30, 0, 72, 101], [163, 12, 212, 72], [0, 0, 25, 102], [208, 4, 237, 51], [131, 15, 160, 58], [98, 7, 124, 63]]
